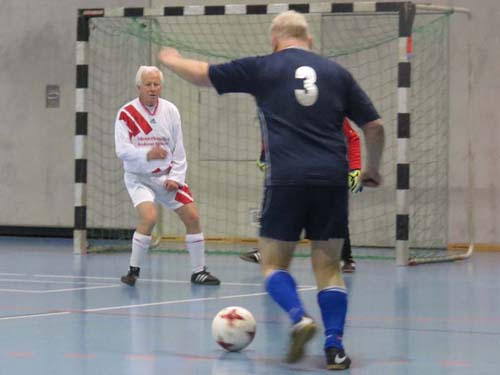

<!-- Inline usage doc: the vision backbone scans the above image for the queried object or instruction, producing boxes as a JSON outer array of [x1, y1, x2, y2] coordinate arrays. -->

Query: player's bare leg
[[311, 239, 344, 289], [258, 237, 295, 277]]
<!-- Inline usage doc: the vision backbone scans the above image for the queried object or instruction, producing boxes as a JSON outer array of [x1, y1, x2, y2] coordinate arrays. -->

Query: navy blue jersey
[[208, 48, 379, 186]]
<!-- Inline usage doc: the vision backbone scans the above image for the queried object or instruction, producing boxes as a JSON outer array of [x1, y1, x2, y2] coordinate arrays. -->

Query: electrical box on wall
[[46, 85, 60, 108]]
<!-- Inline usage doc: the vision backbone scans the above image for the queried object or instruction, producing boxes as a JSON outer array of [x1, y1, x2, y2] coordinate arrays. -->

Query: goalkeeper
[[242, 118, 362, 273]]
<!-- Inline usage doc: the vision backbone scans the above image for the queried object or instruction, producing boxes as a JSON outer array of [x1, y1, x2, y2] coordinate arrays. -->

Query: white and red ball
[[212, 306, 256, 352]]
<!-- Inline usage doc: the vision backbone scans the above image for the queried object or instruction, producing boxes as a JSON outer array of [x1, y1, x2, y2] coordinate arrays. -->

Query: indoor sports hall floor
[[0, 236, 499, 375]]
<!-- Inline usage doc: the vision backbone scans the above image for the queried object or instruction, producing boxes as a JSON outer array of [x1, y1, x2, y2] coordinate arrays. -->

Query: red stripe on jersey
[[175, 185, 194, 205], [119, 111, 140, 139], [152, 168, 161, 174], [124, 104, 153, 134]]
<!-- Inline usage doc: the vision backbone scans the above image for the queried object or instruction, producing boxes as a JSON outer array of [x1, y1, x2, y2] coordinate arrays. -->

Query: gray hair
[[135, 65, 164, 86], [270, 10, 311, 41]]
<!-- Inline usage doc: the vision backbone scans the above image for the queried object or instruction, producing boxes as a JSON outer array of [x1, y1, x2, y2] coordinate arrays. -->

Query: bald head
[[270, 10, 312, 51]]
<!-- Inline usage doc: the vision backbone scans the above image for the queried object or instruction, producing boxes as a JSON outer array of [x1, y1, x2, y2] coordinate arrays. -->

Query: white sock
[[186, 232, 205, 274], [130, 231, 152, 268]]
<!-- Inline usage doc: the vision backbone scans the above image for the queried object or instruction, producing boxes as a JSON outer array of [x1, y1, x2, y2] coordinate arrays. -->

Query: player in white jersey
[[115, 65, 220, 286]]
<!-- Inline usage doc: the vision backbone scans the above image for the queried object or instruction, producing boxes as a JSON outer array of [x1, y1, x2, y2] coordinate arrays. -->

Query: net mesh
[[84, 10, 452, 254]]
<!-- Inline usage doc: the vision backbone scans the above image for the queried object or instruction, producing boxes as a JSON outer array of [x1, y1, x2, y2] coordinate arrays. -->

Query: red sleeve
[[343, 118, 362, 170]]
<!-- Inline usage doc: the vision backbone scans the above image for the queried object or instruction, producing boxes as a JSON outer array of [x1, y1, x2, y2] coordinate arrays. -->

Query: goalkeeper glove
[[348, 169, 363, 194], [256, 158, 266, 172]]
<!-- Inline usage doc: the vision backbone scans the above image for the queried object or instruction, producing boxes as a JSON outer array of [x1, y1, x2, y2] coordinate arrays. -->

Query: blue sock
[[317, 287, 348, 350], [265, 270, 305, 324]]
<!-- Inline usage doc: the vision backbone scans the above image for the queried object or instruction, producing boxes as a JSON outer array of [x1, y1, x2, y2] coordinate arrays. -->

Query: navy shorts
[[259, 185, 348, 242]]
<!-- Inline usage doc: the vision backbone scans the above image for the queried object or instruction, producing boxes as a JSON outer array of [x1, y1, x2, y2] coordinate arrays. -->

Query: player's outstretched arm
[[360, 118, 384, 187], [158, 48, 212, 87]]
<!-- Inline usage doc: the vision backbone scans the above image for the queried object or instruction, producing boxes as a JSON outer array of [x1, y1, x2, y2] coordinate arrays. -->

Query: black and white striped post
[[396, 3, 416, 265], [74, 11, 97, 254]]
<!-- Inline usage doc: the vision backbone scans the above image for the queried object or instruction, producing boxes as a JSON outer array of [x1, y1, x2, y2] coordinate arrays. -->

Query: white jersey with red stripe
[[114, 97, 187, 186]]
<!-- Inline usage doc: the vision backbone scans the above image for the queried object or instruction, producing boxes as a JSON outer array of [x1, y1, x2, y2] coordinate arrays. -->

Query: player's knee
[[188, 210, 200, 224], [314, 263, 343, 289], [184, 211, 200, 230], [141, 210, 158, 228]]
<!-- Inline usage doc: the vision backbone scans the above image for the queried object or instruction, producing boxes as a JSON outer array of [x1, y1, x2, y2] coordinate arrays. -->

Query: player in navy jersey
[[159, 10, 384, 370]]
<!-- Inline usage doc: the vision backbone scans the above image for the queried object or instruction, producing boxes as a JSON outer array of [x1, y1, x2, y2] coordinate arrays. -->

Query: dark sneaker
[[285, 316, 317, 363], [341, 260, 356, 273], [121, 267, 140, 286], [239, 249, 261, 264], [191, 268, 220, 285], [325, 347, 351, 371]]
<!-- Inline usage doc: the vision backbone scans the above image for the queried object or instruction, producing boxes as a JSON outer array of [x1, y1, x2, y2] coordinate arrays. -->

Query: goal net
[[75, 3, 472, 264]]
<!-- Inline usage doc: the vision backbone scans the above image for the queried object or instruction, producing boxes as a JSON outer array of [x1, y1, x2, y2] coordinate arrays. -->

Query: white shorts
[[124, 172, 194, 210]]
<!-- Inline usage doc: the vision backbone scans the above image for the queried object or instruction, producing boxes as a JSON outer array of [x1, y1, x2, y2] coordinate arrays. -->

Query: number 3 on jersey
[[294, 66, 318, 107]]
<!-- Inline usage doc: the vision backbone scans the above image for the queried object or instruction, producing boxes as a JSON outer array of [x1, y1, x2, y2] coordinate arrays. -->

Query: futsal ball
[[212, 306, 256, 352]]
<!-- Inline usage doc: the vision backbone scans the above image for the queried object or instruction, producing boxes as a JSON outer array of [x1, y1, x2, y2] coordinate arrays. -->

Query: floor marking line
[[0, 278, 112, 286], [0, 273, 26, 276], [0, 288, 317, 320], [85, 287, 316, 312], [0, 311, 70, 321], [0, 285, 120, 294], [33, 274, 316, 288], [37, 285, 122, 293]]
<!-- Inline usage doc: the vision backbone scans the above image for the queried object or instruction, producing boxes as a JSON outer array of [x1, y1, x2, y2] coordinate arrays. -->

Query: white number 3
[[294, 66, 318, 106]]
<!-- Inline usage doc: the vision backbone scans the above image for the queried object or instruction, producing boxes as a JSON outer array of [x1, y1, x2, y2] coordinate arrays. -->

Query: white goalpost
[[74, 2, 473, 265]]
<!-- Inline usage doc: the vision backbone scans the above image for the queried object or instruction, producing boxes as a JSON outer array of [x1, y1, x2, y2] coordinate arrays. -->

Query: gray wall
[[0, 0, 498, 246], [0, 0, 150, 226]]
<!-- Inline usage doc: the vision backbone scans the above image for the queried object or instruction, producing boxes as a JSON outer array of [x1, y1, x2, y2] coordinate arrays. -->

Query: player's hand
[[361, 169, 382, 187], [147, 145, 167, 161], [256, 158, 266, 172], [164, 179, 180, 192], [158, 48, 182, 65], [348, 169, 363, 194]]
